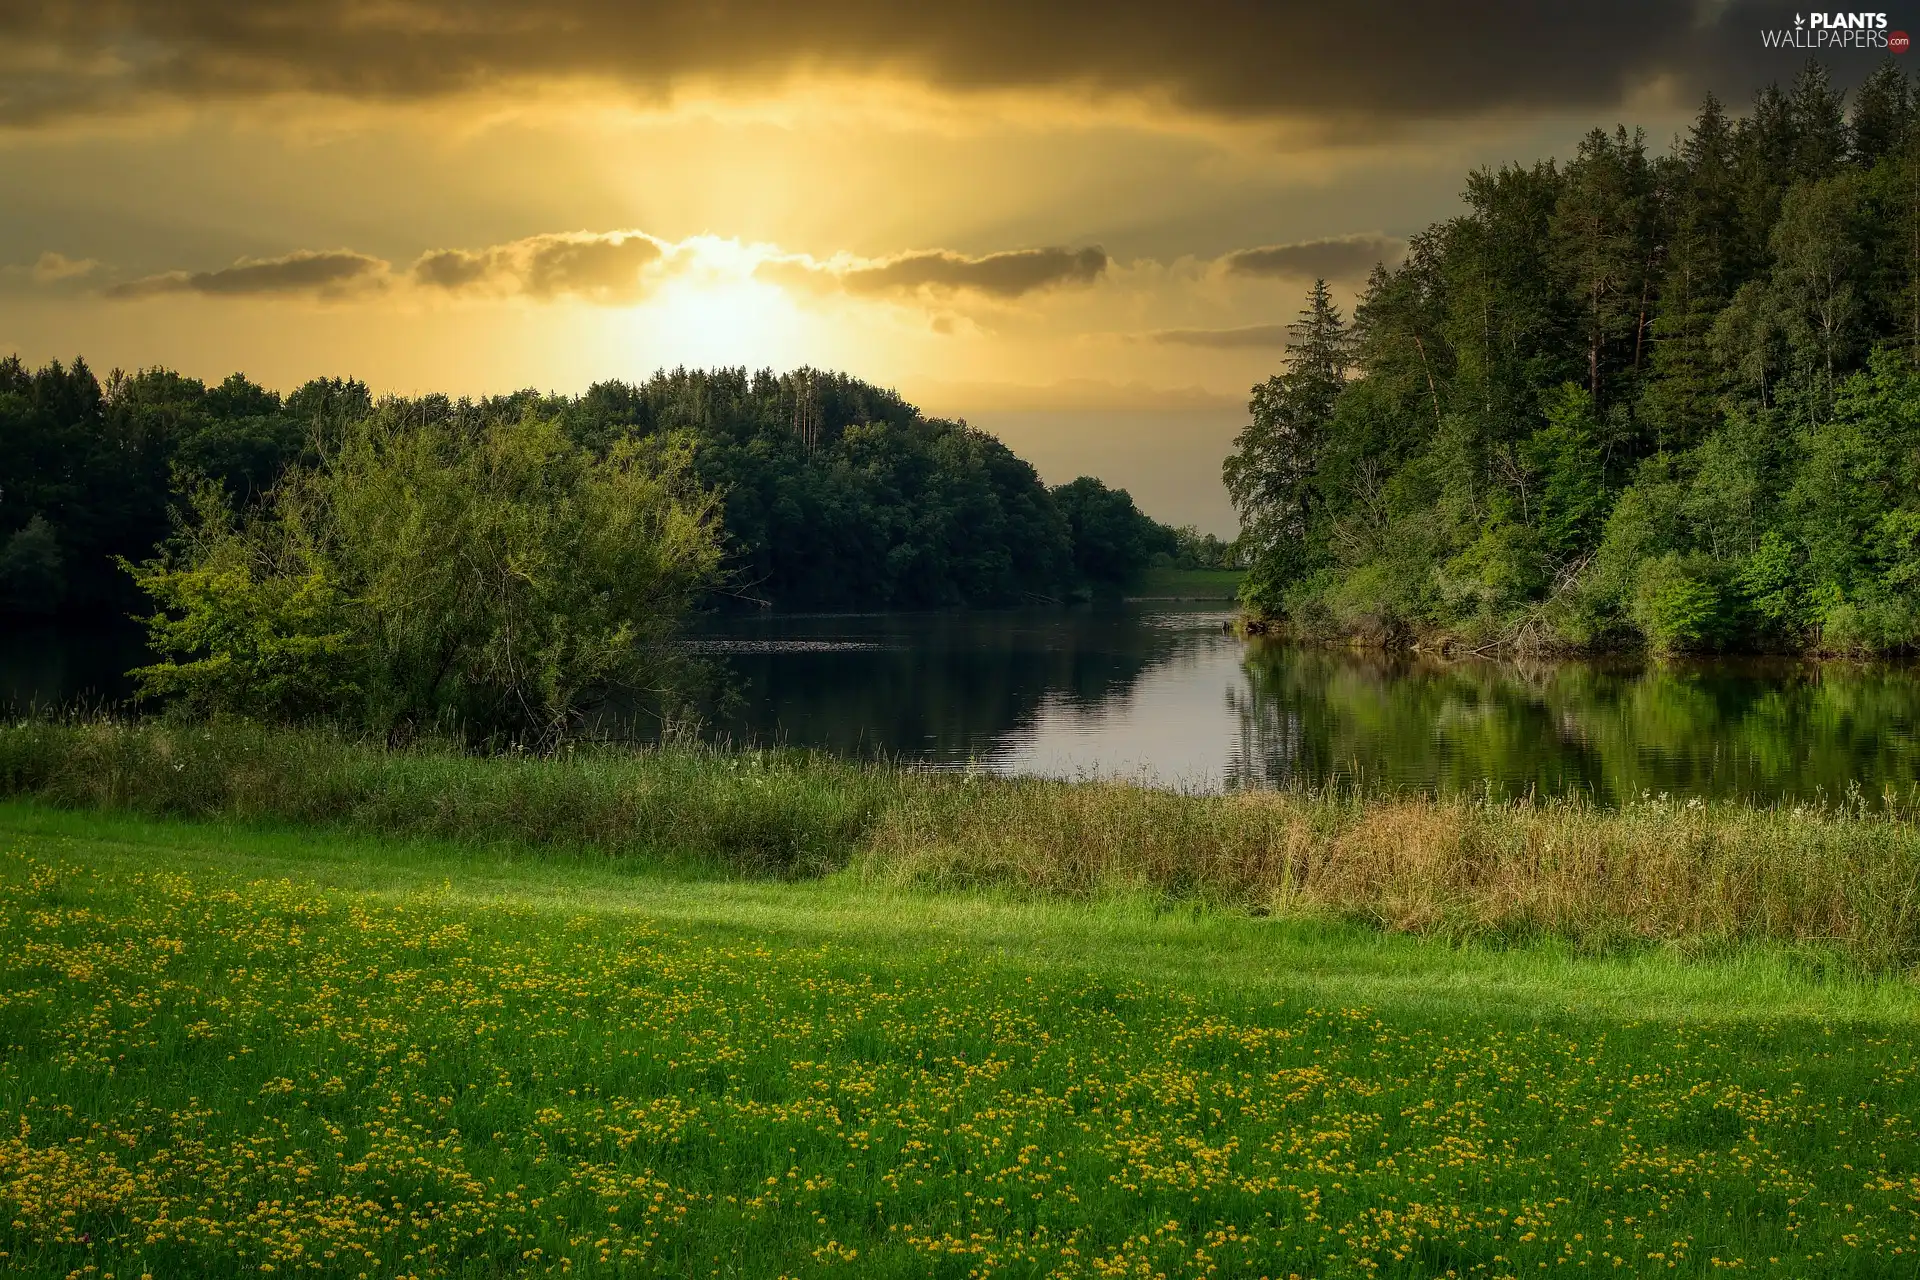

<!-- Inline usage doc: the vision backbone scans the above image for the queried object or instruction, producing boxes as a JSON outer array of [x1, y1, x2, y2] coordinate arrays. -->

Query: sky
[[0, 2, 1893, 532]]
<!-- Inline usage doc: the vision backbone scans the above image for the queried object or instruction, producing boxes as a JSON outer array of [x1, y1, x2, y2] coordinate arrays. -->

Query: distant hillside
[[0, 358, 1231, 615]]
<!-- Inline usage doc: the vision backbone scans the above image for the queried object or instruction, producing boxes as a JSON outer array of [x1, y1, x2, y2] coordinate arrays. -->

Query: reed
[[862, 776, 1920, 969], [5, 718, 1919, 969]]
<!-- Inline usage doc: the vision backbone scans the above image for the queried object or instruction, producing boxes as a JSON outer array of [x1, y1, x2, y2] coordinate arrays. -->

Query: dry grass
[[860, 776, 1920, 968], [5, 719, 1920, 969]]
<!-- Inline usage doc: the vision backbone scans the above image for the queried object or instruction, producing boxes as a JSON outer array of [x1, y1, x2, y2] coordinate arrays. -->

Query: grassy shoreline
[[5, 719, 1920, 973]]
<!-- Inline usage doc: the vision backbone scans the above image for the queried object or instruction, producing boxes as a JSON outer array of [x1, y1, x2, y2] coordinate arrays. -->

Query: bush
[[1631, 554, 1732, 653], [125, 409, 724, 743], [1815, 589, 1918, 656]]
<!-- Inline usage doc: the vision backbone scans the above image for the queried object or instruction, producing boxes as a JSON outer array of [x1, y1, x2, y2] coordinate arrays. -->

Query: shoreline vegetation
[[1226, 63, 1920, 661], [1228, 610, 1920, 661], [5, 719, 1919, 974]]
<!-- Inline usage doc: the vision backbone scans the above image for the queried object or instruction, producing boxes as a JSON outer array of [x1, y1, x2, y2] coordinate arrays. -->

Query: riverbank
[[1231, 608, 1920, 662], [1125, 565, 1243, 601], [5, 720, 1920, 972], [2, 802, 1917, 1277]]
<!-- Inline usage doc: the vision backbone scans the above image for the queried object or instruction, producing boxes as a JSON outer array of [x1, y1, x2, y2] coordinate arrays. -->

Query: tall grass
[[0, 719, 896, 875], [5, 718, 1920, 969], [863, 776, 1920, 970]]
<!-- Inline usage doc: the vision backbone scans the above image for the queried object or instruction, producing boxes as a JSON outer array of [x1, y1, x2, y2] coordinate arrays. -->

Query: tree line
[[0, 358, 1220, 620], [1227, 59, 1920, 655], [0, 357, 1228, 739]]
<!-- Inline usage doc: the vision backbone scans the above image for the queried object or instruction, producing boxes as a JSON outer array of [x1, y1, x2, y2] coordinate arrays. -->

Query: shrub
[[1631, 554, 1730, 653], [125, 410, 724, 743]]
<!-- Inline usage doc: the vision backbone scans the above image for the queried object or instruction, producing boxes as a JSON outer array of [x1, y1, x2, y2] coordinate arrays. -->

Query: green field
[[3, 803, 1918, 1277], [1128, 567, 1244, 600]]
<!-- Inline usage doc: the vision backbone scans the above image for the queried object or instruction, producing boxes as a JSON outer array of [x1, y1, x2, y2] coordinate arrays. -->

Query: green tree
[[1787, 59, 1849, 181], [1769, 173, 1866, 419], [1224, 279, 1352, 617], [1050, 476, 1171, 588], [1642, 94, 1738, 452], [127, 409, 725, 742], [1526, 384, 1609, 561], [1551, 127, 1657, 409], [1849, 59, 1910, 164], [0, 514, 64, 613]]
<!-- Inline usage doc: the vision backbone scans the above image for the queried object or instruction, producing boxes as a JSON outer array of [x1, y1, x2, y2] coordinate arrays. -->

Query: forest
[[0, 359, 1215, 621], [1228, 59, 1920, 655]]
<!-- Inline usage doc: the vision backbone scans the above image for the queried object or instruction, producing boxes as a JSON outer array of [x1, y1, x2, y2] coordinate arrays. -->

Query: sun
[[619, 237, 805, 370]]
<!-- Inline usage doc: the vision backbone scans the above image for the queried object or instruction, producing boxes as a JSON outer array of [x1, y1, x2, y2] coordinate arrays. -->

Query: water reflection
[[1229, 644, 1920, 802], [4, 608, 1917, 802], [0, 620, 146, 712], [692, 606, 1231, 764]]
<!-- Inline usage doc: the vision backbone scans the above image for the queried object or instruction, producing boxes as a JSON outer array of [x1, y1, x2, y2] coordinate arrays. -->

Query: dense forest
[[1228, 59, 1920, 656], [0, 360, 1218, 620]]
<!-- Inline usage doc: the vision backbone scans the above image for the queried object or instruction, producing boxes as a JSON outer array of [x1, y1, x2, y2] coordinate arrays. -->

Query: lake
[[6, 607, 1919, 802]]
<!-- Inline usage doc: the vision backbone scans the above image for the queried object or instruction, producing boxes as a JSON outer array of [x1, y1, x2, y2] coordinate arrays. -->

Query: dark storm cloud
[[1147, 323, 1292, 349], [107, 250, 389, 298], [1222, 234, 1404, 282], [0, 2, 1798, 129], [771, 246, 1109, 298]]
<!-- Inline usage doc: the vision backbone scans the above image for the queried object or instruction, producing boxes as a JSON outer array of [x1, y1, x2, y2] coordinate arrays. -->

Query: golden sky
[[0, 2, 1816, 530]]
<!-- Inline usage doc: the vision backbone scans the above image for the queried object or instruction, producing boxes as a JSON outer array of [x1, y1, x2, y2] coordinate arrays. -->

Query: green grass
[[1129, 566, 1244, 599], [9, 720, 1920, 971], [2, 803, 1918, 1278]]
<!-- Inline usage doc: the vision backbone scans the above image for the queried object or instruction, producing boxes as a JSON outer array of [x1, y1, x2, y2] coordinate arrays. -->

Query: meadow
[[2, 802, 1919, 1278], [4, 722, 1920, 1276], [1127, 567, 1245, 601]]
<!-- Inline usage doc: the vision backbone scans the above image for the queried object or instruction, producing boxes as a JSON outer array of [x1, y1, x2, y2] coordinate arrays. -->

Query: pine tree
[[1788, 58, 1849, 180], [1643, 95, 1739, 452], [1224, 279, 1352, 615], [1849, 59, 1910, 164], [1551, 127, 1656, 410], [1733, 84, 1796, 278]]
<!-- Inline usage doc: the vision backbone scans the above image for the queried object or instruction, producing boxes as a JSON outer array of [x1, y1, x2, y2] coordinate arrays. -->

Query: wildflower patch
[[0, 836, 1917, 1277]]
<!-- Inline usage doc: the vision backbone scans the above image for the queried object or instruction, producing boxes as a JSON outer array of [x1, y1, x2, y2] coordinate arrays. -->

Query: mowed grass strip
[[1, 807, 1918, 1278]]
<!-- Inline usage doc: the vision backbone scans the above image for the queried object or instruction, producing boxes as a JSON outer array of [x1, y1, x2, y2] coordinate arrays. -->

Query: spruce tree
[[1224, 279, 1352, 616]]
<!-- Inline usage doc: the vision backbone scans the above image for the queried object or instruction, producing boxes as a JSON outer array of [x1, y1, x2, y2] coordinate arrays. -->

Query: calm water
[[7, 608, 1920, 802], [684, 606, 1920, 801]]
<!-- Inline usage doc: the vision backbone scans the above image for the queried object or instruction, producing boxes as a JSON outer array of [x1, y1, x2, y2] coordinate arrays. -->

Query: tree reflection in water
[[9, 610, 1918, 803], [1229, 641, 1920, 803]]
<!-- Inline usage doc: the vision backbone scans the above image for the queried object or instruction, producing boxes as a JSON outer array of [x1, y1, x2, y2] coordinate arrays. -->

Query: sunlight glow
[[619, 237, 806, 369]]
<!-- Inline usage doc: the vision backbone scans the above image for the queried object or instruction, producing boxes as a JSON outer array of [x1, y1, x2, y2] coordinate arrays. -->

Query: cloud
[[100, 233, 669, 304], [772, 246, 1108, 299], [30, 251, 97, 283], [108, 249, 389, 299], [0, 1, 1777, 130], [412, 231, 666, 301], [1221, 235, 1403, 282], [1146, 323, 1292, 349]]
